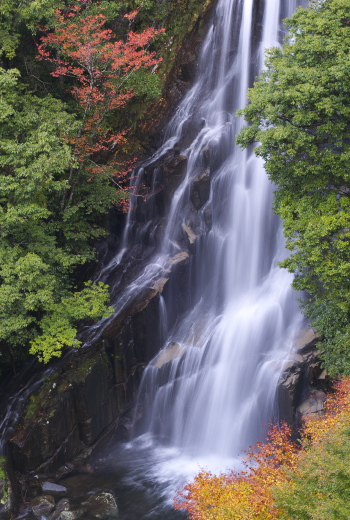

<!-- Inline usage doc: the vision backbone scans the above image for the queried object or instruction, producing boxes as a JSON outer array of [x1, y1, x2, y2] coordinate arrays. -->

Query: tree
[[0, 0, 61, 59], [237, 0, 350, 375], [175, 424, 297, 520], [0, 4, 165, 368], [37, 1, 165, 211], [0, 67, 112, 367], [275, 378, 350, 520]]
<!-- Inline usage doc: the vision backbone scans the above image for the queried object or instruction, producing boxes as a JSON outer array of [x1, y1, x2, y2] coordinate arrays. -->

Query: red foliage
[[37, 1, 165, 210]]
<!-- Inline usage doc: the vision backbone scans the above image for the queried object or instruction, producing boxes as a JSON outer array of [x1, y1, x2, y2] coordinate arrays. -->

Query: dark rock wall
[[277, 327, 330, 426]]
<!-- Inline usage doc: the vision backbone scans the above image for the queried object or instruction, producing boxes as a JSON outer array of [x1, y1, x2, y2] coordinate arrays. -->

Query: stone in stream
[[82, 491, 119, 518], [55, 497, 70, 512], [59, 510, 84, 520], [30, 495, 55, 518], [42, 481, 68, 496]]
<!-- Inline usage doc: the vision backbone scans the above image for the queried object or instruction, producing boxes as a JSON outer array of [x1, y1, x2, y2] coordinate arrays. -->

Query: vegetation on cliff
[[237, 0, 350, 376], [175, 377, 350, 520], [0, 0, 210, 371]]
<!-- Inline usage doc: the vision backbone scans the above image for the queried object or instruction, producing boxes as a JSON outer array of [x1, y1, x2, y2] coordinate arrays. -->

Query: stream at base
[[60, 435, 248, 519]]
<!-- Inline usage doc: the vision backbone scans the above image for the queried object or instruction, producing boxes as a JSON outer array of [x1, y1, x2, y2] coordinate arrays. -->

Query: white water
[[132, 0, 304, 455], [94, 0, 305, 514]]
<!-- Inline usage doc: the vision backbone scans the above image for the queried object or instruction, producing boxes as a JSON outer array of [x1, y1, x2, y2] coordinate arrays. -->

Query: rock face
[[277, 327, 328, 424], [7, 251, 191, 475]]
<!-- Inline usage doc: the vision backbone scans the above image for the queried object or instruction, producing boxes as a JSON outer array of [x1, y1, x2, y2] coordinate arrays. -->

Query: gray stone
[[56, 498, 70, 512], [30, 495, 55, 519], [60, 510, 84, 520], [153, 342, 186, 368], [42, 482, 68, 496], [294, 327, 318, 353], [82, 492, 119, 518], [298, 390, 326, 419]]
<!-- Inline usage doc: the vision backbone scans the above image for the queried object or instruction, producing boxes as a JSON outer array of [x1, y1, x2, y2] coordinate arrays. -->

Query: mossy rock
[[0, 456, 18, 516]]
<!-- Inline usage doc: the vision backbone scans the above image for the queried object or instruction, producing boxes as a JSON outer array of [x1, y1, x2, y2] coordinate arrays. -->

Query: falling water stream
[[84, 0, 305, 517]]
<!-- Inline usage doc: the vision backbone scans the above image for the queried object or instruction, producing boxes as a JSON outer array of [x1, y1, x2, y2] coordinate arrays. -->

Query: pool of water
[[59, 434, 243, 519]]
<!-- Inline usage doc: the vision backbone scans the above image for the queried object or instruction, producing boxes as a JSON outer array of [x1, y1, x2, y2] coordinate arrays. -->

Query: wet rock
[[294, 327, 318, 353], [78, 464, 95, 474], [50, 502, 72, 520], [55, 498, 70, 512], [55, 463, 75, 480], [41, 482, 68, 496], [277, 327, 324, 423], [30, 495, 55, 519], [277, 361, 303, 424], [60, 510, 84, 520], [153, 342, 186, 368], [82, 492, 118, 519], [298, 390, 326, 420], [167, 251, 190, 266], [182, 222, 198, 244], [190, 168, 211, 210]]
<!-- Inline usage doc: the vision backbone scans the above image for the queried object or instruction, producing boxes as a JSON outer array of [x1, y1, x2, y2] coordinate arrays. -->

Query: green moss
[[0, 457, 8, 505], [0, 457, 7, 481], [24, 372, 60, 422]]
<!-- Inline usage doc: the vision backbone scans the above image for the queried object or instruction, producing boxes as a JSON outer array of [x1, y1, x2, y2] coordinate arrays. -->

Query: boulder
[[297, 390, 326, 420], [55, 498, 70, 512], [190, 168, 211, 210], [153, 342, 186, 368], [277, 327, 324, 423], [48, 498, 73, 520], [82, 491, 119, 519], [30, 495, 55, 519], [42, 481, 68, 497], [59, 511, 84, 520]]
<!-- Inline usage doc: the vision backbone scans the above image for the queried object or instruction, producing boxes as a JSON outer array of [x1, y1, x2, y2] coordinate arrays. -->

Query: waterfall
[[78, 2, 308, 513], [127, 0, 304, 460]]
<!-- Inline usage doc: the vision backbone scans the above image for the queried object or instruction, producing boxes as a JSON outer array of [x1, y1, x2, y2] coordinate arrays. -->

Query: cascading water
[[130, 0, 304, 455], [90, 0, 305, 515]]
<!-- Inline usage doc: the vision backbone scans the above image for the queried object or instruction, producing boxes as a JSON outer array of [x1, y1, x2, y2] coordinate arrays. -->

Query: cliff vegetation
[[0, 0, 212, 373]]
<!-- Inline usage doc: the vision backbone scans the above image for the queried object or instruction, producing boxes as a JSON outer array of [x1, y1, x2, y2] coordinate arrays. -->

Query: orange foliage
[[301, 377, 350, 446], [175, 424, 298, 520], [175, 377, 350, 520]]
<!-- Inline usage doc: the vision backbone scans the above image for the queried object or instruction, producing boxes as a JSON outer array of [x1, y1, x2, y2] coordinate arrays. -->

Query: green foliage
[[127, 68, 162, 100], [0, 0, 62, 58], [277, 426, 350, 520], [237, 0, 350, 375], [0, 67, 114, 366], [30, 281, 113, 363], [0, 0, 213, 369]]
